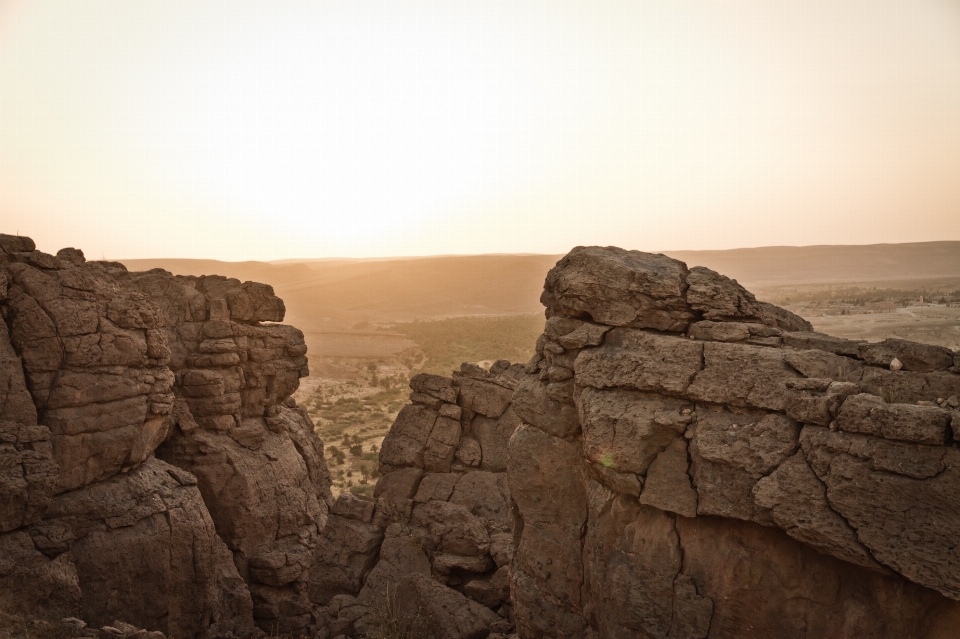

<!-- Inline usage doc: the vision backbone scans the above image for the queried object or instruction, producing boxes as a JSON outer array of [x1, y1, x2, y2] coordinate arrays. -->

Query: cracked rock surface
[[0, 234, 332, 638], [509, 245, 960, 638]]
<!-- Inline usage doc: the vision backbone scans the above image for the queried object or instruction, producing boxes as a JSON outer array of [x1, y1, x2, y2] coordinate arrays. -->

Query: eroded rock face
[[314, 363, 521, 638], [510, 246, 960, 638], [0, 235, 332, 638]]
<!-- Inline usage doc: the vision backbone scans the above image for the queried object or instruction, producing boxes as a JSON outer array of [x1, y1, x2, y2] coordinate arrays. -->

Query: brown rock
[[688, 341, 801, 411], [457, 378, 513, 419], [356, 530, 431, 605], [394, 573, 503, 639], [413, 472, 459, 504], [0, 530, 81, 619], [753, 450, 884, 571], [510, 374, 579, 439], [412, 501, 490, 556], [691, 411, 799, 524], [575, 328, 704, 396], [782, 330, 866, 357], [464, 565, 511, 608], [837, 393, 951, 445], [379, 404, 437, 469], [410, 373, 458, 404], [541, 246, 693, 331], [677, 515, 960, 639], [423, 416, 462, 472], [639, 437, 697, 517], [686, 266, 810, 331], [42, 457, 253, 637], [309, 514, 383, 604], [472, 407, 521, 472], [803, 427, 960, 599], [449, 471, 511, 530], [577, 387, 692, 475], [859, 339, 955, 373]]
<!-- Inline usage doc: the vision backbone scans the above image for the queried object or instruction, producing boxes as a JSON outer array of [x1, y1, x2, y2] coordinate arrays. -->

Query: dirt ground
[[810, 306, 960, 350]]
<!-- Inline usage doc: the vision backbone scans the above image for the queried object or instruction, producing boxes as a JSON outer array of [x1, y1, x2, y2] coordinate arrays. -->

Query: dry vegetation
[[293, 314, 542, 497]]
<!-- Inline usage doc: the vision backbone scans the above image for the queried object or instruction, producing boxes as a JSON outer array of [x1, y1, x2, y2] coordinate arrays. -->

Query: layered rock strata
[[509, 246, 960, 639], [313, 363, 522, 638], [0, 235, 331, 638]]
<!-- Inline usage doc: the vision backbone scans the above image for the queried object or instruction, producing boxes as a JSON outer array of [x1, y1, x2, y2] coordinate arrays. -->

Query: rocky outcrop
[[130, 269, 330, 633], [510, 246, 960, 638], [8, 232, 960, 639], [313, 363, 522, 638], [0, 235, 332, 638]]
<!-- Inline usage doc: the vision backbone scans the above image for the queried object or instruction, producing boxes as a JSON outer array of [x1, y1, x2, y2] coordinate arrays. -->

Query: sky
[[1, 0, 960, 261]]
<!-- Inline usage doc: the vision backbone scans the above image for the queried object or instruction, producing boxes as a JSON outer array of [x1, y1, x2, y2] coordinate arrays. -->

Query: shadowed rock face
[[509, 245, 960, 638], [0, 235, 332, 638], [313, 362, 521, 638]]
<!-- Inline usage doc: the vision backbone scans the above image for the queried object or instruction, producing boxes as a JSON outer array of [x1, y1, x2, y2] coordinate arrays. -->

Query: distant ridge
[[120, 240, 960, 324]]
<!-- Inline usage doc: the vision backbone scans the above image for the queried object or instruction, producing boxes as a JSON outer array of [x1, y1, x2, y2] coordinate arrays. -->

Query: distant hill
[[664, 241, 960, 288], [120, 241, 960, 325]]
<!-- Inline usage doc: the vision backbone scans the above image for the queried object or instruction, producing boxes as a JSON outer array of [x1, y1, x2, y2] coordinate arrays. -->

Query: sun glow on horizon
[[2, 0, 960, 261]]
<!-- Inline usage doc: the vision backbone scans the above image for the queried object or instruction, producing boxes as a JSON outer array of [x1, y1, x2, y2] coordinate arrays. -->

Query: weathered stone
[[393, 573, 503, 639], [541, 246, 693, 331], [379, 404, 437, 469], [511, 374, 580, 439], [42, 457, 253, 637], [330, 493, 375, 523], [582, 495, 690, 639], [585, 461, 642, 497], [356, 530, 431, 605], [577, 387, 692, 475], [310, 514, 383, 604], [464, 565, 511, 609], [0, 529, 81, 619], [859, 339, 955, 372], [458, 378, 513, 419], [753, 449, 884, 571], [422, 416, 462, 473], [688, 341, 800, 411], [412, 500, 490, 556], [575, 328, 703, 395], [472, 407, 521, 472], [450, 471, 511, 530], [454, 435, 482, 468], [374, 467, 423, 513], [677, 515, 960, 639], [410, 373, 459, 404], [803, 426, 960, 599], [639, 437, 697, 517], [555, 322, 610, 349], [413, 472, 460, 503], [690, 411, 799, 524], [782, 330, 866, 357], [837, 393, 951, 445], [686, 266, 810, 331]]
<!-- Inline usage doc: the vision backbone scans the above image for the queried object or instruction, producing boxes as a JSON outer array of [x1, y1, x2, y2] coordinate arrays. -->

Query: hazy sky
[[2, 1, 959, 261]]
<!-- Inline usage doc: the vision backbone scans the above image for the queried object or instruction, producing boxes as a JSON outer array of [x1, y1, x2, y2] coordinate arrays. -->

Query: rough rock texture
[[314, 364, 521, 638], [0, 235, 332, 638], [510, 246, 960, 638]]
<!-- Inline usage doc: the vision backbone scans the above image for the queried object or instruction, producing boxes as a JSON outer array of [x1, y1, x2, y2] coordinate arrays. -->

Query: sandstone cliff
[[509, 246, 960, 638], [6, 234, 960, 639], [0, 234, 331, 637]]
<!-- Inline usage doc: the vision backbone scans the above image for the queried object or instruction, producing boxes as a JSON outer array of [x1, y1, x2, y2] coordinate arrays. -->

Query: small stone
[[890, 358, 903, 371], [948, 395, 959, 409]]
